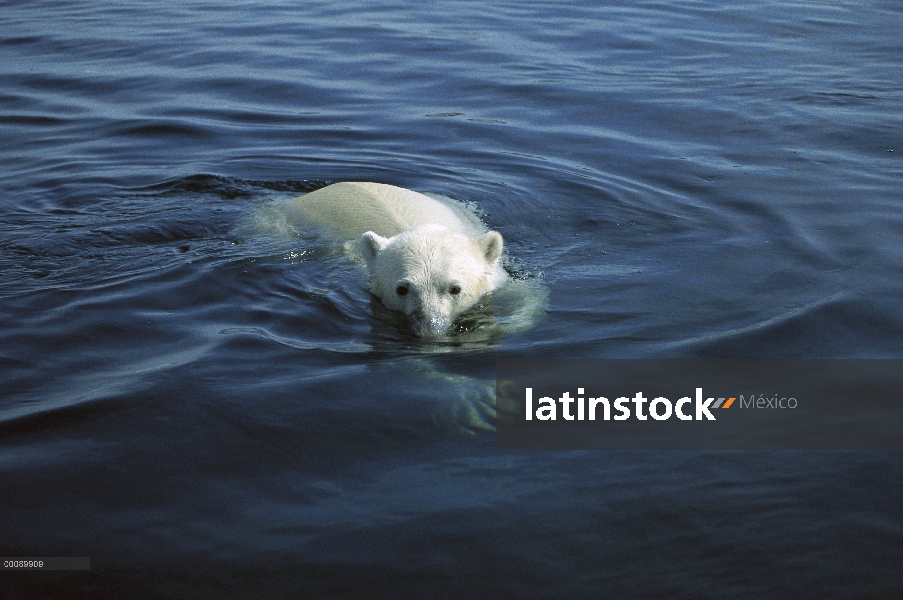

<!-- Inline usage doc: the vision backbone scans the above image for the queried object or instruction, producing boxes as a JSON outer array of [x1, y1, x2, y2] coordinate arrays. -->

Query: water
[[2, 0, 902, 597]]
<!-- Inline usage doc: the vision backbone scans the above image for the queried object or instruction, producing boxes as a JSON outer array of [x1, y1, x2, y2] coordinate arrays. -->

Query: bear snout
[[407, 308, 453, 338]]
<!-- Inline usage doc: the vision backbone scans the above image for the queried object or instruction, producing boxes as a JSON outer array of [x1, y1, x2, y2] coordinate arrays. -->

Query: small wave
[[112, 120, 211, 139], [134, 174, 330, 198], [789, 91, 883, 106], [95, 220, 223, 246], [218, 326, 371, 354], [0, 114, 68, 126], [673, 294, 903, 358], [0, 341, 216, 433]]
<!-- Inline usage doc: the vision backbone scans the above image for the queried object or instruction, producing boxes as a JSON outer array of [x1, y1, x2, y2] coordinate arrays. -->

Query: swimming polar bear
[[292, 182, 510, 337]]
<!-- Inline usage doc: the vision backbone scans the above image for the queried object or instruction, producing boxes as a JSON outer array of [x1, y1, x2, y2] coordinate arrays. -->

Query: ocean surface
[[2, 0, 902, 597]]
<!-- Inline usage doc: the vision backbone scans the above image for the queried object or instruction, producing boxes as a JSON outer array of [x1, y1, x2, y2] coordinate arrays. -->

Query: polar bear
[[292, 182, 510, 337]]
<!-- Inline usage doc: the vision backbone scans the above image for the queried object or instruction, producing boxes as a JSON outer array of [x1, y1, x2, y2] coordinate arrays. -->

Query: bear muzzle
[[407, 308, 453, 338]]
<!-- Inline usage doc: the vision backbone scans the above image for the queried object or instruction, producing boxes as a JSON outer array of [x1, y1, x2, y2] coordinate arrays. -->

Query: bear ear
[[359, 231, 389, 266], [477, 231, 504, 264]]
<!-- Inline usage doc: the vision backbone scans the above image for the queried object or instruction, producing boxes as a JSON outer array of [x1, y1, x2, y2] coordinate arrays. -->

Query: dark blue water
[[2, 0, 903, 597]]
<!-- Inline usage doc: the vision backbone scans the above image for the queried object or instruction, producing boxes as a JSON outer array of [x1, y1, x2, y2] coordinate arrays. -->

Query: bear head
[[359, 224, 507, 337]]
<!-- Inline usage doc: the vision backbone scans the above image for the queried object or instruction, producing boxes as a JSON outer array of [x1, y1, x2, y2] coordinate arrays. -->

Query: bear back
[[293, 182, 486, 240]]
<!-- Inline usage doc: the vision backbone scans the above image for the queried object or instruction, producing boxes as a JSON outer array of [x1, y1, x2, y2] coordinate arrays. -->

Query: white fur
[[293, 182, 509, 337]]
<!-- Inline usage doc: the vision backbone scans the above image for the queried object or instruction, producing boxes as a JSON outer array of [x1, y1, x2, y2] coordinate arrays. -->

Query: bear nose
[[408, 310, 452, 338]]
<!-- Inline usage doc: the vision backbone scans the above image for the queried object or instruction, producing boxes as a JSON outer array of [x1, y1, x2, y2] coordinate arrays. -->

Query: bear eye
[[396, 284, 408, 296], [449, 284, 461, 295]]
